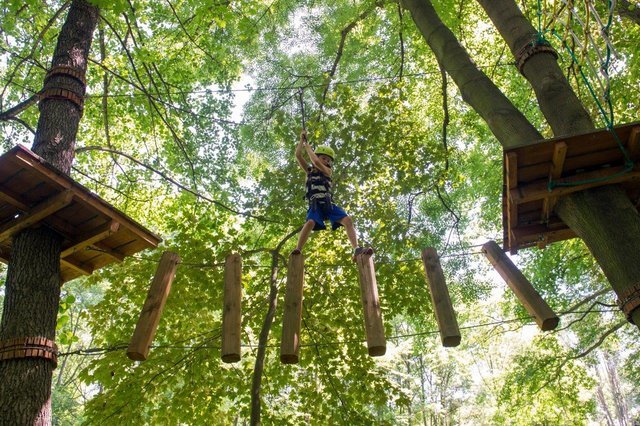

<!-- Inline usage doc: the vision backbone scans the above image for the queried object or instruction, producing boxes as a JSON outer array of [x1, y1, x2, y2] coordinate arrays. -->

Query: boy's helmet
[[315, 145, 335, 160]]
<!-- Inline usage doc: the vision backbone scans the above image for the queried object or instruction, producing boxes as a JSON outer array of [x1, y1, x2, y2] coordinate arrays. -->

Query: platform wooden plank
[[503, 122, 640, 253], [0, 190, 74, 243], [61, 221, 120, 258], [510, 167, 640, 205], [0, 145, 162, 282]]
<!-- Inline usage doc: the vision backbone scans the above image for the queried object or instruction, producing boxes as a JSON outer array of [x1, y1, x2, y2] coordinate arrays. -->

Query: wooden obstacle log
[[421, 248, 461, 347], [222, 253, 242, 363], [280, 253, 304, 364], [355, 253, 386, 356], [482, 241, 559, 331], [127, 251, 180, 361]]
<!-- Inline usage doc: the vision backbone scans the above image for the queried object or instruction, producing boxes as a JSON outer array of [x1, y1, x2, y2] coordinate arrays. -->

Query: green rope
[[541, 0, 633, 191], [537, 0, 544, 40]]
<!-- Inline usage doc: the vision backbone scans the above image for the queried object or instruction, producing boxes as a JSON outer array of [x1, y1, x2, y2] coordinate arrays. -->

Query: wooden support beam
[[61, 221, 120, 258], [505, 152, 519, 254], [13, 149, 160, 248], [510, 166, 640, 205], [0, 190, 74, 243], [222, 253, 242, 363], [355, 253, 386, 356], [280, 253, 304, 364], [421, 248, 461, 347], [91, 241, 125, 262], [61, 258, 92, 276], [482, 241, 559, 331], [627, 126, 640, 160], [127, 251, 180, 361], [0, 189, 29, 211], [541, 141, 567, 228]]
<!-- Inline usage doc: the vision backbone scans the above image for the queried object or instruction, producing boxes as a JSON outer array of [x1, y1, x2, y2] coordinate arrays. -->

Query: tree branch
[[75, 145, 287, 224], [0, 94, 39, 121], [438, 60, 449, 170], [397, 2, 405, 79], [317, 1, 386, 120]]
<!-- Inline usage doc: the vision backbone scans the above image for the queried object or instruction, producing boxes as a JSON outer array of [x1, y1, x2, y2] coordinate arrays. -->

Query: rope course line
[[57, 308, 620, 358], [534, 0, 634, 190], [119, 244, 491, 271], [0, 58, 514, 106]]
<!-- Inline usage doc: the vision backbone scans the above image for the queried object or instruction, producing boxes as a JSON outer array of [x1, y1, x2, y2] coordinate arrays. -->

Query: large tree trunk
[[0, 2, 99, 424], [404, 0, 640, 326]]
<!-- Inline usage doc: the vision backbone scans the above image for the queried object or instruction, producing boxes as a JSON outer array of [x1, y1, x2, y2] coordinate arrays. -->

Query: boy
[[291, 130, 373, 260]]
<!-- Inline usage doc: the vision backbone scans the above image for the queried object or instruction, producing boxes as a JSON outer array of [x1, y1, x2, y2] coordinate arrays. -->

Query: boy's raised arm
[[295, 130, 309, 173]]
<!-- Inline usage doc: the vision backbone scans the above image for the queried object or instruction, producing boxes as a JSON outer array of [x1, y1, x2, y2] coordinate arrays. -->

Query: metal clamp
[[0, 337, 58, 368], [45, 65, 87, 86], [617, 282, 640, 324], [514, 38, 558, 74]]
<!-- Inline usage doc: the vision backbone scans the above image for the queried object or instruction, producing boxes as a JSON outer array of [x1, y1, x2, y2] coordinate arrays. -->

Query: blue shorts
[[306, 203, 348, 231]]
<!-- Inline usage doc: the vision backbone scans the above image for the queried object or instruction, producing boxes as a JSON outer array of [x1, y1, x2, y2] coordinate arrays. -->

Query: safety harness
[[305, 166, 332, 211]]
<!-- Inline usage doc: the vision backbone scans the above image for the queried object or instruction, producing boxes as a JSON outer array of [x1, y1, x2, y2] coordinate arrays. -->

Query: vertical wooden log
[[222, 253, 242, 363], [421, 248, 461, 347], [482, 241, 559, 331], [127, 251, 180, 361], [280, 253, 304, 364], [355, 254, 386, 356]]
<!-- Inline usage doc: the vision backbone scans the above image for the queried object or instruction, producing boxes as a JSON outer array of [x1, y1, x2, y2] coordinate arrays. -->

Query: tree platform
[[503, 122, 640, 254], [0, 145, 161, 282]]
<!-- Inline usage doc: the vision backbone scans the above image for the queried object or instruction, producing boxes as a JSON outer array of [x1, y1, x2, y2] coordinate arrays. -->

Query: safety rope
[[532, 0, 633, 190]]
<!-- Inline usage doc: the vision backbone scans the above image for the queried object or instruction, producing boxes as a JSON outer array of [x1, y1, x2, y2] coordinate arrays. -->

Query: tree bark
[[475, 0, 594, 136], [0, 2, 99, 425]]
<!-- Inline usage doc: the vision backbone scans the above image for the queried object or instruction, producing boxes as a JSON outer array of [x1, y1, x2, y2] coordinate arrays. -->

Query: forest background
[[1, 0, 639, 424]]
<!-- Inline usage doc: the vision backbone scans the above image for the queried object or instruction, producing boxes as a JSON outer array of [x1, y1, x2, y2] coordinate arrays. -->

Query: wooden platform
[[0, 145, 161, 282], [503, 122, 640, 253]]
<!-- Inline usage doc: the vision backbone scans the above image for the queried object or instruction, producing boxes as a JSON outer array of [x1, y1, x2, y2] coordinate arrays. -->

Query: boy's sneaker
[[353, 246, 374, 261]]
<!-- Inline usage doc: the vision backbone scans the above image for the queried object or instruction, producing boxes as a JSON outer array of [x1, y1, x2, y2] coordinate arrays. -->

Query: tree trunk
[[474, 0, 594, 136], [0, 2, 99, 424], [404, 0, 640, 327], [250, 252, 280, 426], [401, 0, 542, 149]]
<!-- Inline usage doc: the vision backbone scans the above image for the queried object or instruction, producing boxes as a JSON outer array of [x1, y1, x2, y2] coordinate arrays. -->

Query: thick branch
[[403, 0, 542, 148], [475, 0, 594, 136], [0, 94, 39, 121]]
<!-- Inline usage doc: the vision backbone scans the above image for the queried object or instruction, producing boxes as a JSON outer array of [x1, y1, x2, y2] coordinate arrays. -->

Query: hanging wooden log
[[127, 251, 180, 361], [355, 253, 386, 356], [222, 253, 242, 363], [280, 252, 304, 364], [421, 248, 461, 347], [482, 241, 559, 331]]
